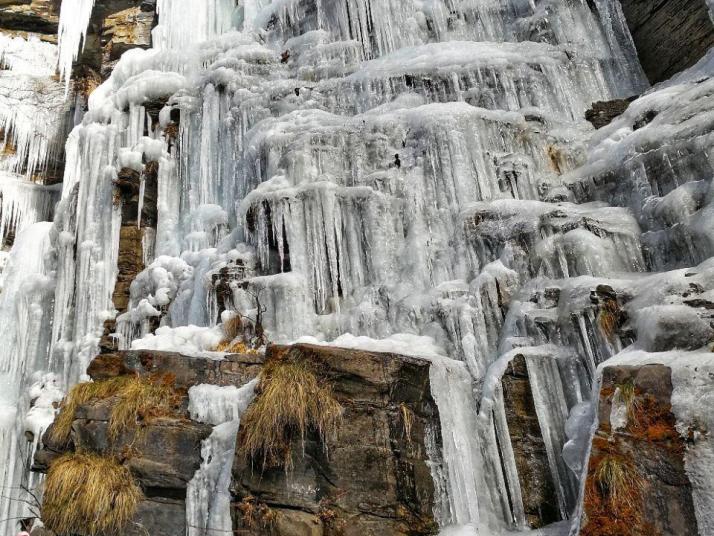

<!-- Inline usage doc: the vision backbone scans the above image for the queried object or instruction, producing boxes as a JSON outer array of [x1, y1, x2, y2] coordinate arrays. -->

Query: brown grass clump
[[582, 453, 648, 536], [597, 298, 621, 338], [107, 374, 181, 440], [318, 497, 347, 535], [50, 374, 181, 445], [50, 376, 133, 444], [615, 379, 640, 422], [223, 314, 243, 340], [546, 144, 564, 175], [400, 402, 414, 439], [42, 452, 143, 536], [593, 455, 644, 514], [236, 496, 277, 530], [239, 357, 343, 470], [214, 315, 262, 354]]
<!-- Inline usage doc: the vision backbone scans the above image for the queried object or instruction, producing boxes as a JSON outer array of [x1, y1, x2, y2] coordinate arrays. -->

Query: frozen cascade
[[0, 34, 69, 180], [0, 222, 58, 536], [49, 0, 648, 531], [56, 0, 96, 87], [186, 379, 259, 535], [0, 0, 713, 533], [0, 173, 61, 246]]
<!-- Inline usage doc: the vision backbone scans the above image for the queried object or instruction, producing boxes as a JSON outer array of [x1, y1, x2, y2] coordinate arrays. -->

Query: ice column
[[186, 379, 259, 535], [0, 222, 57, 536]]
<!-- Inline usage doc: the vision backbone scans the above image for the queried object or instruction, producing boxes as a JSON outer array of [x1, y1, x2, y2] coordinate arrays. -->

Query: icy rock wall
[[1, 0, 714, 534], [0, 34, 67, 247], [0, 12, 74, 533], [89, 0, 650, 533]]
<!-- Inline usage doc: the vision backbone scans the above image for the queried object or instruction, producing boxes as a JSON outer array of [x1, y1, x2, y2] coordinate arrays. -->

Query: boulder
[[232, 344, 441, 536]]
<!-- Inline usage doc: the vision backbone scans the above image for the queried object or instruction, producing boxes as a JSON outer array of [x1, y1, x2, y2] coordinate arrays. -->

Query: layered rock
[[34, 349, 263, 536], [34, 344, 442, 536], [232, 344, 441, 536], [620, 0, 714, 83], [500, 354, 560, 529], [581, 365, 699, 535]]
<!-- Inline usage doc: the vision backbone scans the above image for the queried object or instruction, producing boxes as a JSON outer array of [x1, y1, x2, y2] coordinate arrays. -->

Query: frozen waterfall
[[0, 0, 712, 534]]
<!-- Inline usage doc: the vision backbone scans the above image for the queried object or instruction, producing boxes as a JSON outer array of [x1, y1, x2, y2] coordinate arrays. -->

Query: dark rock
[[581, 365, 699, 536], [35, 346, 441, 536], [500, 354, 560, 528], [70, 0, 156, 79], [87, 349, 264, 388], [620, 0, 714, 83], [637, 305, 714, 352], [113, 226, 145, 313], [585, 97, 637, 129], [125, 497, 187, 536], [232, 344, 441, 536], [0, 0, 59, 35]]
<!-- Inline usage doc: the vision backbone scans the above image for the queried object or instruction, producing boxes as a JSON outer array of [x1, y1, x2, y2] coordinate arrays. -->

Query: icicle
[[0, 222, 56, 536], [57, 0, 96, 90], [186, 379, 258, 535]]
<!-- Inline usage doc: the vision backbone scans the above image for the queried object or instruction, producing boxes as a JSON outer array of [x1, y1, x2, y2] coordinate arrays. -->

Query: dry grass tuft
[[318, 497, 347, 535], [50, 374, 181, 445], [239, 357, 343, 470], [593, 455, 644, 515], [223, 314, 244, 341], [43, 452, 143, 536], [236, 496, 277, 530], [546, 144, 564, 175], [108, 374, 181, 441], [400, 402, 414, 440], [50, 376, 133, 444], [616, 380, 641, 421], [215, 339, 261, 355], [598, 300, 619, 338], [214, 314, 262, 354]]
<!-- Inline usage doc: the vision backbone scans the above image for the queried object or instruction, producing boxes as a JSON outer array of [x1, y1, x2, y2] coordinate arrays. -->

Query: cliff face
[[0, 1, 713, 536], [619, 0, 714, 83], [581, 365, 700, 536], [35, 345, 442, 536]]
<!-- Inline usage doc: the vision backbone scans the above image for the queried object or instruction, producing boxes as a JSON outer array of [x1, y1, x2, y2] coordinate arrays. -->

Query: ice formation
[[0, 0, 712, 534], [186, 379, 258, 535]]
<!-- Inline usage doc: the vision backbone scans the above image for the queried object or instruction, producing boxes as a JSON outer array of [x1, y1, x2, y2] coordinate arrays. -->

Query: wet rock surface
[[581, 365, 699, 536], [585, 97, 638, 129], [500, 354, 560, 528]]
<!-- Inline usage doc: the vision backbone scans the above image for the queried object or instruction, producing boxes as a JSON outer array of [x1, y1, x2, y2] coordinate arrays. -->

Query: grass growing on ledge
[[239, 357, 343, 469], [616, 379, 641, 421], [43, 452, 143, 536], [582, 451, 649, 536], [597, 299, 621, 338], [593, 454, 644, 516], [215, 339, 261, 355], [50, 374, 181, 445]]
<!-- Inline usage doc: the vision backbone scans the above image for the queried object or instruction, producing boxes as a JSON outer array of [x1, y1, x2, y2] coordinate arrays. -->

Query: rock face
[[620, 0, 714, 83], [585, 97, 638, 129], [34, 345, 441, 536], [500, 355, 560, 528], [581, 365, 699, 536], [0, 0, 59, 37], [76, 0, 156, 80], [34, 349, 263, 536], [232, 344, 441, 536]]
